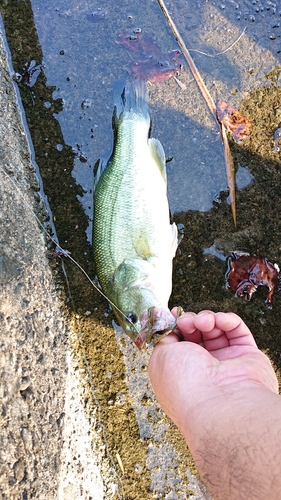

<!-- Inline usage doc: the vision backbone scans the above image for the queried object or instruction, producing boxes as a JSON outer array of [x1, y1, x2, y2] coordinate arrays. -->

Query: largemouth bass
[[93, 80, 178, 348]]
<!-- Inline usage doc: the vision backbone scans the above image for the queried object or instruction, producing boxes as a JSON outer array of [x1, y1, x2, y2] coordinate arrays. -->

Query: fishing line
[[0, 164, 137, 333], [1, 163, 125, 498], [188, 27, 247, 58]]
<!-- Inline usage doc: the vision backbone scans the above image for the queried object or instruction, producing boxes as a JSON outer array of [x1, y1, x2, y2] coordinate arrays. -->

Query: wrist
[[179, 382, 281, 453], [181, 386, 281, 500]]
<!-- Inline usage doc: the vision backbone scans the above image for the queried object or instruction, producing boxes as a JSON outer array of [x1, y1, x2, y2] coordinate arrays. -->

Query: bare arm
[[149, 311, 281, 500]]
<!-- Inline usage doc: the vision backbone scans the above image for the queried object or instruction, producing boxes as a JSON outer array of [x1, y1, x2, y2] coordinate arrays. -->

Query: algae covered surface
[[1, 0, 281, 498]]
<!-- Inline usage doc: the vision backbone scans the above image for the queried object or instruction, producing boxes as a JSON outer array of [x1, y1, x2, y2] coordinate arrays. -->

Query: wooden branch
[[157, 0, 236, 226]]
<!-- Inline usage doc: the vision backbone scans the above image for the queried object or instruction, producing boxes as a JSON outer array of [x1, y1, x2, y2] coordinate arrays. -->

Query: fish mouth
[[134, 306, 179, 350]]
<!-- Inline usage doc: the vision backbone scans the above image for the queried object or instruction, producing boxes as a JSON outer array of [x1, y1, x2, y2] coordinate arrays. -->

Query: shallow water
[[1, 0, 281, 498]]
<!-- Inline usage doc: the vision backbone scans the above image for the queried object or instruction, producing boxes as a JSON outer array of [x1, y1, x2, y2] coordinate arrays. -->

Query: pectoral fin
[[94, 158, 108, 190], [113, 258, 152, 290], [170, 222, 178, 257], [148, 137, 167, 183]]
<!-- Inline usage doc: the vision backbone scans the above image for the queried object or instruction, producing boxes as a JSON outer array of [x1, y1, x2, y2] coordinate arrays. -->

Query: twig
[[221, 126, 236, 226], [157, 0, 236, 226]]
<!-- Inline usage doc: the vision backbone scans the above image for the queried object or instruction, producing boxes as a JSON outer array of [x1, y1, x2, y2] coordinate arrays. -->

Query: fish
[[93, 80, 178, 349]]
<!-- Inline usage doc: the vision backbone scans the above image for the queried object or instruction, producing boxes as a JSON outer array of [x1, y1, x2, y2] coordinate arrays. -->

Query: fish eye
[[126, 312, 137, 324]]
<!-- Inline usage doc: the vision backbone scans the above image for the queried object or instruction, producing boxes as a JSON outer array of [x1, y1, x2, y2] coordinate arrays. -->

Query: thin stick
[[157, 0, 236, 226], [221, 126, 236, 226]]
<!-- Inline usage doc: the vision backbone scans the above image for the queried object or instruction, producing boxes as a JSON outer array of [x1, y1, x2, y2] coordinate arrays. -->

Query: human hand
[[148, 309, 278, 435]]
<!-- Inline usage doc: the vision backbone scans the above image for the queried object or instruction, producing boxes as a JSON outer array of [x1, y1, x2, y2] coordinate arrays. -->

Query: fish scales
[[93, 80, 178, 348]]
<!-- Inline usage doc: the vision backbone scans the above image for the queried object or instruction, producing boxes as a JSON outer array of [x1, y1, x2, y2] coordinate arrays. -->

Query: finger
[[215, 312, 257, 347], [171, 306, 179, 318], [171, 307, 196, 341], [193, 311, 216, 333], [176, 312, 197, 334], [203, 335, 231, 351], [193, 310, 230, 348], [171, 307, 196, 321], [155, 331, 180, 347], [176, 313, 204, 343], [200, 326, 226, 341]]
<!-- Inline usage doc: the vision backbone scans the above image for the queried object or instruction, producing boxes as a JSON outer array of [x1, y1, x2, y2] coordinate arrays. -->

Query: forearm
[[180, 386, 281, 500]]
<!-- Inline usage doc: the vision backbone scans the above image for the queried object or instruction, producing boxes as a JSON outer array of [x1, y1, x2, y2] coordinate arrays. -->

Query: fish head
[[112, 258, 176, 349], [113, 288, 176, 350], [134, 305, 177, 349]]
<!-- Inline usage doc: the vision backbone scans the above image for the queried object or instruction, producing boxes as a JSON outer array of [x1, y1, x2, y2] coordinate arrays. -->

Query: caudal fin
[[113, 79, 150, 125]]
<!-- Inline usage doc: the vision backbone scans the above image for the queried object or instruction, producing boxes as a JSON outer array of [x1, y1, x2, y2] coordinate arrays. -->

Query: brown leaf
[[216, 100, 253, 142]]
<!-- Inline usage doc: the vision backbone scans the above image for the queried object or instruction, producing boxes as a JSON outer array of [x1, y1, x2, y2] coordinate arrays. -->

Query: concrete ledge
[[0, 30, 114, 500]]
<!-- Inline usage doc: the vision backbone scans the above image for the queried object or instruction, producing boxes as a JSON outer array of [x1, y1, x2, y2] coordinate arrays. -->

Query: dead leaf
[[216, 100, 253, 142]]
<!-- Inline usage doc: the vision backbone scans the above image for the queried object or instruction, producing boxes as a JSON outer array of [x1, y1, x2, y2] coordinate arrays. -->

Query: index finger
[[173, 310, 204, 343]]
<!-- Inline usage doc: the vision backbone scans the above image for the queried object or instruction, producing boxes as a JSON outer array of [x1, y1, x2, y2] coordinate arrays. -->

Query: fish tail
[[113, 79, 150, 126]]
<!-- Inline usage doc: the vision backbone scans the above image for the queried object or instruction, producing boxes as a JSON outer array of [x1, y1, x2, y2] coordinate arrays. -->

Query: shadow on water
[[1, 0, 281, 497]]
